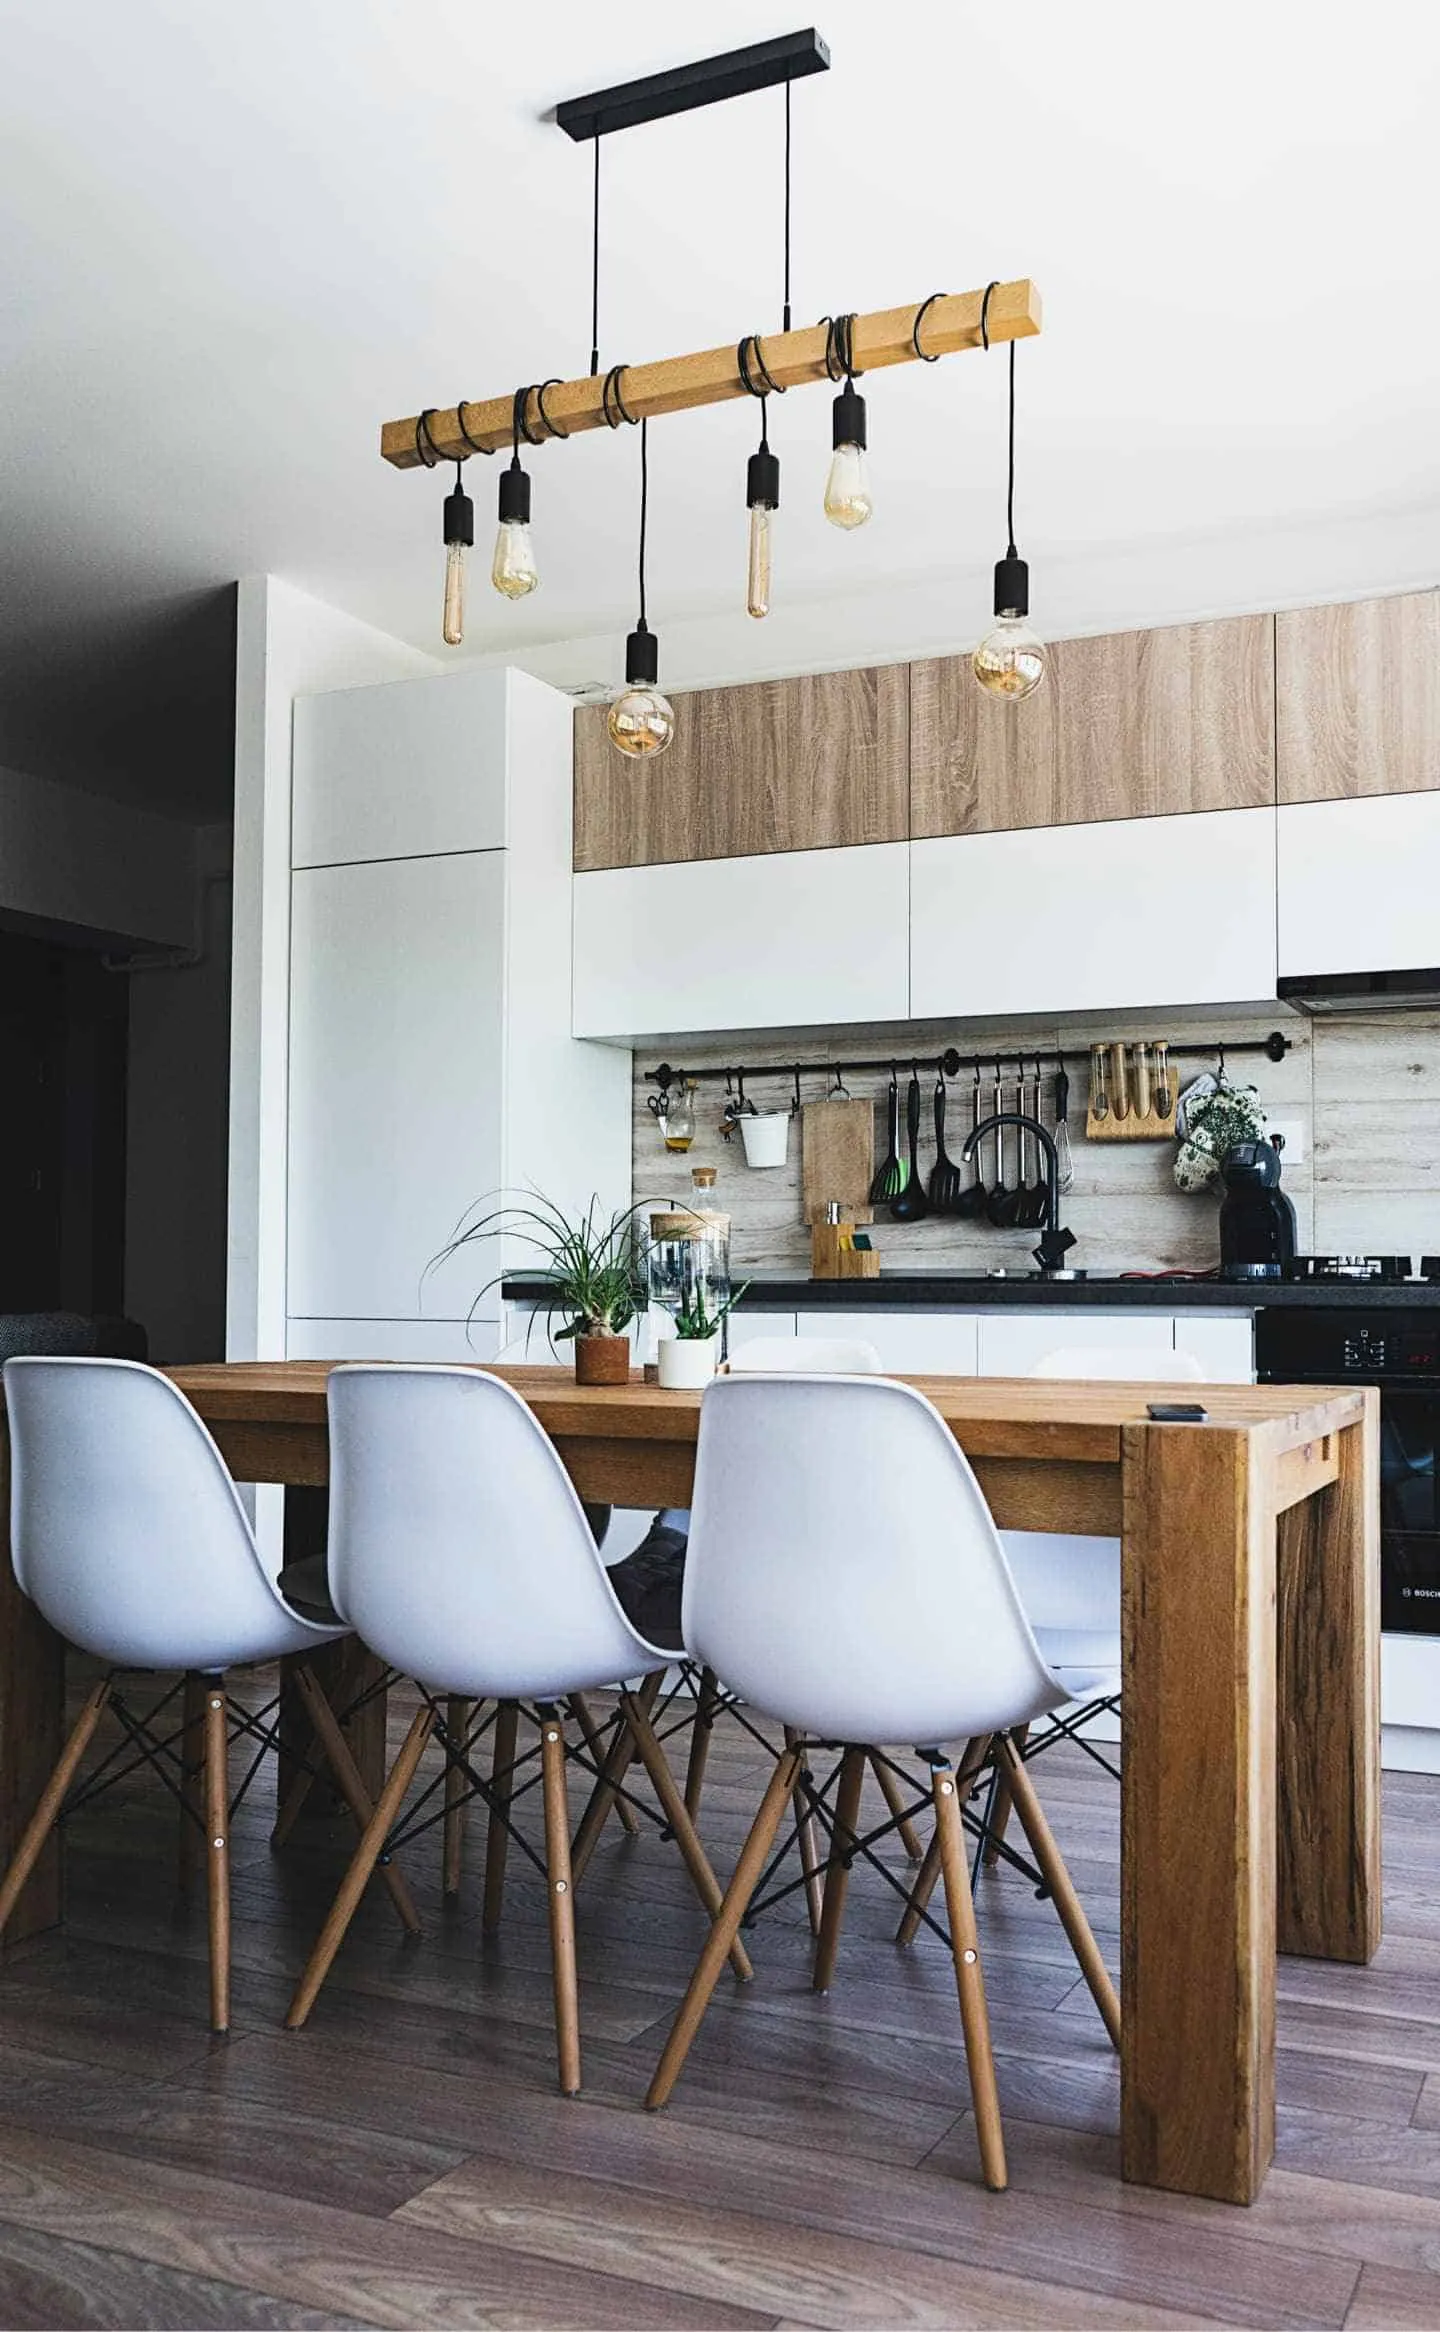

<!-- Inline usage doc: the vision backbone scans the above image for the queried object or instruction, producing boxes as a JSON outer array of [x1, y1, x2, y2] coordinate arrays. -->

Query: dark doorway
[[0, 928, 127, 1317]]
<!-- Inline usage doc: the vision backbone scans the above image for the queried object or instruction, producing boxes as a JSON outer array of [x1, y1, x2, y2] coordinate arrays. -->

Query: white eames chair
[[645, 1371, 1120, 2191], [0, 1358, 353, 2032], [284, 1365, 749, 2094]]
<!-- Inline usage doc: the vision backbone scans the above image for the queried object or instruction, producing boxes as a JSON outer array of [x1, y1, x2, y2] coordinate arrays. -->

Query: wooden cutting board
[[801, 1097, 875, 1225]]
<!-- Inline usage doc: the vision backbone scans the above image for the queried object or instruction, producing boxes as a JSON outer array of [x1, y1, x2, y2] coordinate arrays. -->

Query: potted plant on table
[[657, 1282, 748, 1389], [428, 1193, 646, 1386]]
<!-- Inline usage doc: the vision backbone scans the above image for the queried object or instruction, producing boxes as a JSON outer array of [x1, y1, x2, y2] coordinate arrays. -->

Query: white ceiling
[[3, 0, 1439, 813]]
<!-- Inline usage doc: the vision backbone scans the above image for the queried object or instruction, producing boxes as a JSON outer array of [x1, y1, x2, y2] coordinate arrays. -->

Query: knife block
[[811, 1223, 881, 1279]]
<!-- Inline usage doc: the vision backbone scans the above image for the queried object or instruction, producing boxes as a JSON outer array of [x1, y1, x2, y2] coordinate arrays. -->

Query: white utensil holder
[[739, 1112, 790, 1168]]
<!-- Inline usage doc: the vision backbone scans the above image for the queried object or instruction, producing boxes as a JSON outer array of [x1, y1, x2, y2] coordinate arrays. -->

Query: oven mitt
[[1173, 1073, 1266, 1193]]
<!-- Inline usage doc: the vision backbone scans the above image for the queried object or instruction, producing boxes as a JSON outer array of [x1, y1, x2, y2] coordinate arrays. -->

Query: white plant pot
[[740, 1112, 790, 1168], [657, 1337, 719, 1389]]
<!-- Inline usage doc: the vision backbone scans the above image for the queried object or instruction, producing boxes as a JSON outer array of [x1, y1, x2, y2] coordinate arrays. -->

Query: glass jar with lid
[[646, 1173, 731, 1354]]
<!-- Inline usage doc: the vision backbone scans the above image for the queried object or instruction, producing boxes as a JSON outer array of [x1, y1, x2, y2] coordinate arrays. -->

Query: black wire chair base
[[62, 1673, 292, 1843]]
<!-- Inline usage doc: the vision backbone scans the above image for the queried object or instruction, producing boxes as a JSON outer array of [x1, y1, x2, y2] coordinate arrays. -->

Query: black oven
[[1256, 1307, 1440, 1634]]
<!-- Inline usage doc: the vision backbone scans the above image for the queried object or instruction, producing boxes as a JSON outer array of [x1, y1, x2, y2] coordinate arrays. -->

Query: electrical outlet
[[1266, 1116, 1306, 1165]]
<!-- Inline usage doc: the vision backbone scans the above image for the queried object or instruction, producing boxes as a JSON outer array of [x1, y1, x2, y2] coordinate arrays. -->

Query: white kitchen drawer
[[1172, 1313, 1254, 1382], [911, 808, 1278, 1021], [795, 1309, 979, 1375], [1279, 793, 1440, 976], [727, 1312, 800, 1352], [977, 1311, 1183, 1378], [286, 1317, 501, 1362], [572, 843, 910, 1038], [292, 667, 509, 868]]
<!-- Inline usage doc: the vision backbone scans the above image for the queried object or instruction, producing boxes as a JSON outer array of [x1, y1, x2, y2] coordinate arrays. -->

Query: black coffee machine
[[1218, 1140, 1297, 1280]]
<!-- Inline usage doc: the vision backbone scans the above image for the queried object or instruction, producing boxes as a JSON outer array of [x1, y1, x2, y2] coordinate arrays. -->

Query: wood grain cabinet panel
[[573, 664, 908, 871], [1277, 591, 1440, 804], [911, 615, 1275, 837]]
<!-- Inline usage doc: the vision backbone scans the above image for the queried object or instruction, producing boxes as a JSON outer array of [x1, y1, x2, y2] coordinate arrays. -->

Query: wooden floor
[[0, 1678, 1437, 2330]]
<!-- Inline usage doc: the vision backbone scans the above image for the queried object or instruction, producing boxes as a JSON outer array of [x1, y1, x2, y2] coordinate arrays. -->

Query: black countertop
[[502, 1271, 1440, 1313]]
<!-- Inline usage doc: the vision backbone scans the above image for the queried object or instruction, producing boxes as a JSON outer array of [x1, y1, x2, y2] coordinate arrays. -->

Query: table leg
[[1120, 1421, 1276, 2205], [0, 1428, 65, 1943], [1275, 1403, 1382, 1964]]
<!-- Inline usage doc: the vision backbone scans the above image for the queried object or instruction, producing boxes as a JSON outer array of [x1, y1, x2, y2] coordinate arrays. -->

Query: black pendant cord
[[589, 136, 601, 376], [637, 416, 650, 628], [782, 79, 792, 333], [978, 278, 1018, 559]]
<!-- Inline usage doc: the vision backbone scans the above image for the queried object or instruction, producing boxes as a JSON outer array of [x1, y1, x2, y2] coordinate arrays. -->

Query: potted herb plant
[[428, 1193, 646, 1385], [656, 1282, 748, 1389]]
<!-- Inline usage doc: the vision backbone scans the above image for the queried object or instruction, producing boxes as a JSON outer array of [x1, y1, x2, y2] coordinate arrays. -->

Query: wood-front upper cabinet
[[1277, 591, 1440, 804], [910, 614, 1275, 838], [573, 664, 909, 872]]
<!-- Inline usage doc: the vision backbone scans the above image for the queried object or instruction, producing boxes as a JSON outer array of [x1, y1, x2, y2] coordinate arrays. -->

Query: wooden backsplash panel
[[633, 1011, 1326, 1279]]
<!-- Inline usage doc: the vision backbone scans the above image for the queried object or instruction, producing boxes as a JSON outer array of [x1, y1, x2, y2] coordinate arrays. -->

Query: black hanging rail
[[646, 1030, 1292, 1095]]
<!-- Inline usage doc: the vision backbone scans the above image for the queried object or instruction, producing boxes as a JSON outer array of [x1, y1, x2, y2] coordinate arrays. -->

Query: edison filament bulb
[[492, 460, 539, 599], [824, 380, 871, 530], [440, 475, 474, 648]]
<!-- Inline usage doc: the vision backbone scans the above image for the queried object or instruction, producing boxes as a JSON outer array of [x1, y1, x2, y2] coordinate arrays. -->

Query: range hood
[[1278, 968, 1440, 1015]]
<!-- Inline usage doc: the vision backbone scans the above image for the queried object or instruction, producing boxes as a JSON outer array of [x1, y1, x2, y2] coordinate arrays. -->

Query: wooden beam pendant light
[[381, 282, 1043, 470], [391, 28, 1046, 726]]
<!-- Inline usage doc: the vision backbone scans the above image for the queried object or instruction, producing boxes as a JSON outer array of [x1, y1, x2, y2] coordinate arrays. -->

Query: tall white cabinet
[[285, 666, 631, 1361]]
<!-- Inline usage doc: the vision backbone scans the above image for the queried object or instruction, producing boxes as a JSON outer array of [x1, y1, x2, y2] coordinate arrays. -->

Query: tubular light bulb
[[492, 461, 538, 599], [824, 381, 871, 530], [745, 443, 780, 619], [441, 475, 474, 648], [492, 519, 538, 599]]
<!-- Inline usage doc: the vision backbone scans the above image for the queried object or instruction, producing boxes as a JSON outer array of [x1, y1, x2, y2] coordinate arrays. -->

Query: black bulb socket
[[993, 551, 1029, 618], [831, 380, 867, 452], [624, 620, 659, 688], [443, 482, 474, 549], [746, 447, 780, 511], [498, 461, 532, 527]]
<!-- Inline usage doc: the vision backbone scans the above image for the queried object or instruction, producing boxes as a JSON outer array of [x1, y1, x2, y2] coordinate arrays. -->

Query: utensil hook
[[829, 1062, 850, 1098], [792, 1065, 802, 1115]]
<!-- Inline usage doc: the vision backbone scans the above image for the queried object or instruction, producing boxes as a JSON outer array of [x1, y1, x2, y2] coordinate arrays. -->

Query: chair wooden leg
[[442, 1696, 471, 1899], [540, 1710, 581, 2095], [895, 1735, 990, 1947], [683, 1665, 719, 1820], [570, 1672, 661, 1883], [870, 1750, 925, 1863], [932, 1756, 1008, 2192], [291, 1664, 421, 1938], [482, 1700, 520, 1938], [203, 1680, 231, 2034], [569, 1693, 638, 1836], [995, 1732, 1121, 2049], [982, 1720, 1028, 1867], [285, 1706, 435, 2029], [812, 1746, 866, 1993], [646, 1744, 803, 2112], [786, 1728, 825, 1937], [0, 1678, 111, 1938], [177, 1672, 206, 1896], [620, 1693, 753, 1984]]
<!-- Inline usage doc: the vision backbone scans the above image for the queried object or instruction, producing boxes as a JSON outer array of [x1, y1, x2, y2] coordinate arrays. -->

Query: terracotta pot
[[574, 1333, 630, 1387]]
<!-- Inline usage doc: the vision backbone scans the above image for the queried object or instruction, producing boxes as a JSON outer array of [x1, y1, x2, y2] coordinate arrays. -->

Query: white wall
[[227, 576, 440, 1365], [0, 760, 196, 947]]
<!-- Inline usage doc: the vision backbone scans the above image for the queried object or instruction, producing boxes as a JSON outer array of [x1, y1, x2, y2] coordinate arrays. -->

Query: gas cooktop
[[1289, 1254, 1440, 1285]]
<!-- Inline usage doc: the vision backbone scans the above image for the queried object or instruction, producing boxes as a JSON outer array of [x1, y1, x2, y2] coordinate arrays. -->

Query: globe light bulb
[[492, 520, 538, 599], [824, 381, 871, 530], [492, 460, 538, 599], [745, 442, 780, 620], [973, 613, 1046, 699], [608, 686, 675, 757], [608, 620, 674, 757], [440, 475, 474, 648], [973, 553, 1045, 700]]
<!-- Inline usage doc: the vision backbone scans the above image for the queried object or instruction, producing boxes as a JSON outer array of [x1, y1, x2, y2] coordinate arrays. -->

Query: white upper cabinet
[[1278, 794, 1440, 975], [292, 666, 510, 867], [287, 851, 506, 1323], [572, 842, 910, 1039], [911, 808, 1278, 1023]]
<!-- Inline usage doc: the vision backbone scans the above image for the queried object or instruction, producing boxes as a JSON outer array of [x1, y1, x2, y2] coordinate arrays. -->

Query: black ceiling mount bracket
[[555, 30, 830, 143]]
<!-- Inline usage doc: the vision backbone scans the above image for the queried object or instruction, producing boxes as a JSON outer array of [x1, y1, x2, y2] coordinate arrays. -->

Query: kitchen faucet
[[962, 1112, 1078, 1276]]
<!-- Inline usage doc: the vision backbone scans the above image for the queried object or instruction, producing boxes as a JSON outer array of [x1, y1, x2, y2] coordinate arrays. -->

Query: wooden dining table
[[0, 1361, 1378, 2210]]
